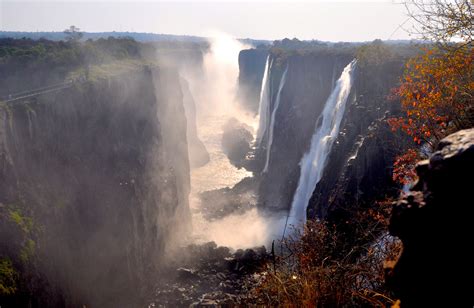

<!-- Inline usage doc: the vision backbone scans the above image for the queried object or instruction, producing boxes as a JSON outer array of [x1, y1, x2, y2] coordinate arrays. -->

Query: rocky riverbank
[[148, 242, 269, 307]]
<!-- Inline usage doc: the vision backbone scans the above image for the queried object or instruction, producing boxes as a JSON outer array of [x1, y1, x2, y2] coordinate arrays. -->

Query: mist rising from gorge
[[174, 32, 290, 249]]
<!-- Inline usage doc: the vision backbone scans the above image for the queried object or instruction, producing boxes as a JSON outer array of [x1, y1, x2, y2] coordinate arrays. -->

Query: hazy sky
[[0, 0, 412, 41]]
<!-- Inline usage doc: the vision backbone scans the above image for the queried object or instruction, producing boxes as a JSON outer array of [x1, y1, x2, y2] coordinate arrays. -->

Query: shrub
[[249, 203, 401, 307], [0, 258, 18, 295]]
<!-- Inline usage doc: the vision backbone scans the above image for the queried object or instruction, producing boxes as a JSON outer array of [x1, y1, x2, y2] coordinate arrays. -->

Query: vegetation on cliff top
[[0, 36, 156, 96], [0, 36, 143, 65]]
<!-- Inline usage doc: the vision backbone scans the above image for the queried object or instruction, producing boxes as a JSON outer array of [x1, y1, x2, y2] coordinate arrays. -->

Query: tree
[[404, 0, 473, 46], [64, 25, 83, 42], [388, 0, 474, 184], [388, 46, 473, 147], [356, 39, 394, 68]]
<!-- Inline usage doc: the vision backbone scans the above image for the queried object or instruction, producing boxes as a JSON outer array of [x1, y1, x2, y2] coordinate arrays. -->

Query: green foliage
[[20, 239, 36, 263], [0, 258, 18, 295], [0, 204, 37, 265], [270, 38, 357, 59], [356, 40, 395, 67], [0, 37, 143, 67], [9, 209, 33, 234], [0, 36, 150, 96]]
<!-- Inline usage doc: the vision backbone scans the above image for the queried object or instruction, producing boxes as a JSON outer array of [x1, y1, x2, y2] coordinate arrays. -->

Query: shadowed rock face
[[0, 66, 191, 307], [308, 59, 405, 219], [387, 128, 474, 308], [237, 48, 269, 114], [239, 48, 409, 222], [256, 53, 354, 212]]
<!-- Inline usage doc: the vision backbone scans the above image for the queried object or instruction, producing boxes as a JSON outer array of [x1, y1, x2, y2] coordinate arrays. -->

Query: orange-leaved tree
[[388, 0, 473, 184], [388, 47, 473, 184], [388, 47, 473, 146]]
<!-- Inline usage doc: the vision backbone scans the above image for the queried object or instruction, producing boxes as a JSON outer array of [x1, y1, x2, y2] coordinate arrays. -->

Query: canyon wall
[[237, 48, 268, 114], [255, 51, 354, 212], [242, 44, 412, 223], [0, 65, 191, 306], [308, 56, 406, 220]]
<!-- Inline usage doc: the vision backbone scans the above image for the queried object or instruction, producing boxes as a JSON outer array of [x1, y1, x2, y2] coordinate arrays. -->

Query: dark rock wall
[[238, 46, 410, 222], [257, 53, 353, 211], [0, 66, 190, 307], [237, 48, 269, 114], [387, 128, 474, 307], [308, 59, 405, 219]]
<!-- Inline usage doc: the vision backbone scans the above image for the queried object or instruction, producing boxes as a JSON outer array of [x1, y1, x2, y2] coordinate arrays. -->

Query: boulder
[[221, 118, 253, 168], [387, 128, 474, 307]]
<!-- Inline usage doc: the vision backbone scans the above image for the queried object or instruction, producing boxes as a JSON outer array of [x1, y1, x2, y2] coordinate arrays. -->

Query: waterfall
[[255, 55, 272, 147], [288, 59, 357, 227], [263, 64, 288, 173]]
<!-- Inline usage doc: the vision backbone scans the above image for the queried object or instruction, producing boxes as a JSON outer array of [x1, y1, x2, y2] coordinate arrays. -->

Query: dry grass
[[249, 204, 401, 307]]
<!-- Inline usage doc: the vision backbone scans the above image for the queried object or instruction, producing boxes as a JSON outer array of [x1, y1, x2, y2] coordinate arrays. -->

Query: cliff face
[[180, 78, 210, 168], [257, 53, 353, 211], [247, 47, 408, 221], [155, 45, 209, 169], [387, 128, 474, 307], [308, 59, 405, 219], [237, 48, 268, 114], [0, 66, 190, 306]]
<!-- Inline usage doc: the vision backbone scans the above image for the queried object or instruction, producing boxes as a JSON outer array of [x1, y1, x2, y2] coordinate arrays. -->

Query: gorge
[[1, 28, 471, 307]]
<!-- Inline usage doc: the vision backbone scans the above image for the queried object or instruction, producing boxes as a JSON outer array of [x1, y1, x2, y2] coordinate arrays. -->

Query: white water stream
[[288, 59, 356, 229]]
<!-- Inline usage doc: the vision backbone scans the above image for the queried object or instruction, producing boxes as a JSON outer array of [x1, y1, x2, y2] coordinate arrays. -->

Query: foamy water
[[191, 114, 253, 194], [184, 32, 293, 249], [189, 106, 289, 249]]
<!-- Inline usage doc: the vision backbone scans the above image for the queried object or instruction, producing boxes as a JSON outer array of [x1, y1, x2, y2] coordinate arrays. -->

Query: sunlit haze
[[1, 0, 411, 41]]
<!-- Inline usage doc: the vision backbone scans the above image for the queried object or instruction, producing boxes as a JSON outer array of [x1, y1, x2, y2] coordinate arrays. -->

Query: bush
[[0, 258, 18, 295], [249, 203, 401, 307]]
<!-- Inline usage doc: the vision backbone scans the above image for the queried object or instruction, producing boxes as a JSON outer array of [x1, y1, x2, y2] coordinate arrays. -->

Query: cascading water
[[263, 64, 288, 173], [255, 55, 272, 147], [184, 34, 278, 249], [288, 59, 357, 228]]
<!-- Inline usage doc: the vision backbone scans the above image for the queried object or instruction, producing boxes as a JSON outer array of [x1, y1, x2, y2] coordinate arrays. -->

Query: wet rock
[[177, 268, 198, 280], [191, 291, 238, 307], [229, 246, 269, 273], [150, 242, 268, 307], [199, 177, 258, 220], [221, 117, 254, 169]]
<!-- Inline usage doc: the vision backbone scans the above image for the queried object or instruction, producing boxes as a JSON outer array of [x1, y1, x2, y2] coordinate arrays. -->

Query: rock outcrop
[[387, 128, 474, 307], [0, 66, 191, 307], [221, 118, 253, 169]]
